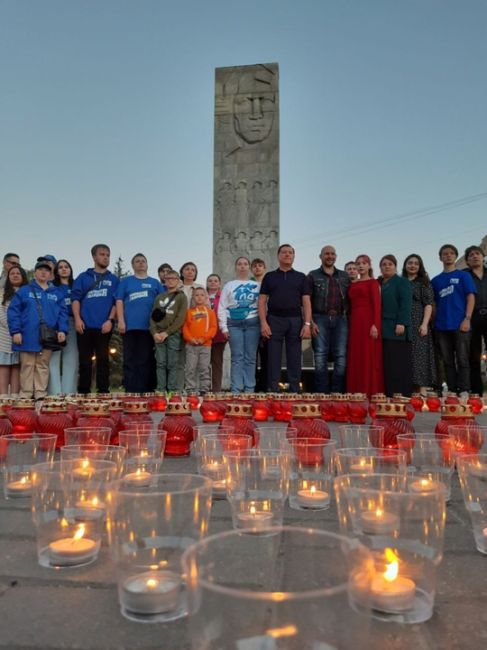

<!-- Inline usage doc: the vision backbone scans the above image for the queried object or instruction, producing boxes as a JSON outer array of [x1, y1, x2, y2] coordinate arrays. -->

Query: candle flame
[[146, 578, 158, 589], [420, 479, 430, 488], [91, 496, 99, 506], [383, 548, 399, 582], [20, 476, 28, 485], [310, 485, 316, 495], [250, 505, 256, 515], [375, 507, 383, 517], [60, 518, 69, 529], [81, 459, 90, 469], [73, 524, 86, 541], [266, 624, 297, 638]]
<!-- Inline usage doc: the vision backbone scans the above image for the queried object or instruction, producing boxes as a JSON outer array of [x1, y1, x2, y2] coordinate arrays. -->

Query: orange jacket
[[182, 306, 217, 346]]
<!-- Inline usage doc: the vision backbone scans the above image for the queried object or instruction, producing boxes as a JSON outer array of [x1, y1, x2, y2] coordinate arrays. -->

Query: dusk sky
[[1, 0, 486, 279]]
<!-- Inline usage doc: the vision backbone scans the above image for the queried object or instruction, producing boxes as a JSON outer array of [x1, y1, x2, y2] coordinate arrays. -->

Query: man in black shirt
[[465, 245, 487, 394], [258, 244, 311, 392]]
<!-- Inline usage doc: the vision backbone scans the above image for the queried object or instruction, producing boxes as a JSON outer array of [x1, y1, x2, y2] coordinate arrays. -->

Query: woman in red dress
[[346, 255, 384, 395]]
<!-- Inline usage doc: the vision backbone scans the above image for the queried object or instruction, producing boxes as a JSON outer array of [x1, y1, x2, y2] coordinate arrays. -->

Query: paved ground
[[1, 410, 486, 649]]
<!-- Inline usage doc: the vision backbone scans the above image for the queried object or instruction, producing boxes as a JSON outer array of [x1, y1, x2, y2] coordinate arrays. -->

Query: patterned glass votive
[[31, 459, 117, 568], [106, 473, 212, 623], [181, 526, 373, 649]]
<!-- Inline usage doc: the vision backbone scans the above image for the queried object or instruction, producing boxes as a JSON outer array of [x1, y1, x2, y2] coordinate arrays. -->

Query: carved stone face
[[233, 92, 275, 144]]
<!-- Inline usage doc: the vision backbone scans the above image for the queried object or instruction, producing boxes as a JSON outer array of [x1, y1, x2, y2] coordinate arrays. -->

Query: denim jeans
[[228, 317, 260, 392], [436, 330, 471, 393], [311, 314, 348, 392], [48, 318, 79, 395]]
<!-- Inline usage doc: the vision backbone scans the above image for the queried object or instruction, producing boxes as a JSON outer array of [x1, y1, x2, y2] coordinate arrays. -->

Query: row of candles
[[1, 423, 487, 637]]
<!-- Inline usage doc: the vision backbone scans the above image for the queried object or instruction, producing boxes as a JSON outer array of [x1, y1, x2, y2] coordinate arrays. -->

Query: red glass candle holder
[[37, 402, 74, 449], [348, 394, 368, 424], [220, 404, 258, 446], [7, 400, 38, 436], [200, 394, 227, 423], [288, 403, 330, 440], [370, 402, 415, 449], [158, 402, 196, 456]]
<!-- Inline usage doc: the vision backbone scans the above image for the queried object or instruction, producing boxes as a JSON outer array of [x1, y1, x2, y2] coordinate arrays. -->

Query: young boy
[[150, 270, 187, 392], [182, 288, 217, 394]]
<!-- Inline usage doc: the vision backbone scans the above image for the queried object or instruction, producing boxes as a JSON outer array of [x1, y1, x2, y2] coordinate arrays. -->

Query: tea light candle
[[72, 459, 94, 480], [48, 525, 97, 566], [371, 574, 415, 612], [74, 496, 106, 521], [5, 476, 32, 498], [350, 458, 374, 473], [370, 548, 415, 613], [211, 479, 227, 497], [360, 508, 399, 535], [123, 468, 152, 487], [409, 478, 441, 494], [237, 505, 273, 530], [121, 570, 181, 615], [296, 485, 330, 509], [202, 460, 223, 476]]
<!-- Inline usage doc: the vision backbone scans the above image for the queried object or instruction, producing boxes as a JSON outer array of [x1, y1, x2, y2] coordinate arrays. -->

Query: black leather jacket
[[307, 266, 350, 315]]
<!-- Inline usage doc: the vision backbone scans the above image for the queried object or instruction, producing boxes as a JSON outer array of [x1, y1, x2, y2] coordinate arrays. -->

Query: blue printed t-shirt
[[431, 270, 476, 331], [115, 275, 163, 330]]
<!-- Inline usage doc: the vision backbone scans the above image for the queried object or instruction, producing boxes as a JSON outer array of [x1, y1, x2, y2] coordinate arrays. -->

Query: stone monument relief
[[213, 63, 279, 280]]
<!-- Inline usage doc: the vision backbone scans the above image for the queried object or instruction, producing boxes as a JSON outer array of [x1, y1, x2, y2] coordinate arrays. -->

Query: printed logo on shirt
[[129, 291, 149, 301], [439, 285, 454, 298], [47, 293, 58, 302], [87, 288, 108, 299], [141, 283, 153, 289], [450, 278, 459, 284]]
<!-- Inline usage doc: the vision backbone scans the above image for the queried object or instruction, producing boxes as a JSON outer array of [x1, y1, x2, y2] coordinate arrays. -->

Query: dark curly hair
[[2, 265, 28, 305]]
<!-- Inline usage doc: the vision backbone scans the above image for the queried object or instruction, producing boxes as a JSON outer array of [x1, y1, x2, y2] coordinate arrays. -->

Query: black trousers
[[267, 315, 303, 392], [436, 330, 471, 393], [470, 315, 487, 394], [122, 330, 156, 393], [383, 339, 413, 397], [77, 329, 112, 394]]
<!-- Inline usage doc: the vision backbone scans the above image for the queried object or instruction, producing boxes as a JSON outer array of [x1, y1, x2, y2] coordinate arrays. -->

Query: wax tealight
[[360, 509, 399, 535], [121, 570, 181, 615], [5, 477, 32, 498], [237, 506, 273, 530], [296, 486, 330, 509]]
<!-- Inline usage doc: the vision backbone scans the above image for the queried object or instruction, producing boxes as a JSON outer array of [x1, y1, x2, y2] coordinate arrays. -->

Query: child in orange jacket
[[183, 288, 217, 393]]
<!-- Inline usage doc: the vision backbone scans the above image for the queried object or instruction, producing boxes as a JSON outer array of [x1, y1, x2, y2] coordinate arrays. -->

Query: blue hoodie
[[8, 281, 69, 352], [71, 268, 119, 329]]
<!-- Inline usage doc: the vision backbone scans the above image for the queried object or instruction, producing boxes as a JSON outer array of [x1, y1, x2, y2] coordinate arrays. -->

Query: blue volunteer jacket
[[8, 282, 69, 352], [71, 268, 119, 329]]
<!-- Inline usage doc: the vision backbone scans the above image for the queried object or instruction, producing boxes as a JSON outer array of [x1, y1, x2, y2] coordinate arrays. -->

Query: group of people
[[0, 240, 485, 400]]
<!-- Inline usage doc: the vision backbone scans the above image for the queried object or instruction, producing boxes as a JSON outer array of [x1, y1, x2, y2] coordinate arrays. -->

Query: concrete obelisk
[[213, 63, 279, 281]]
